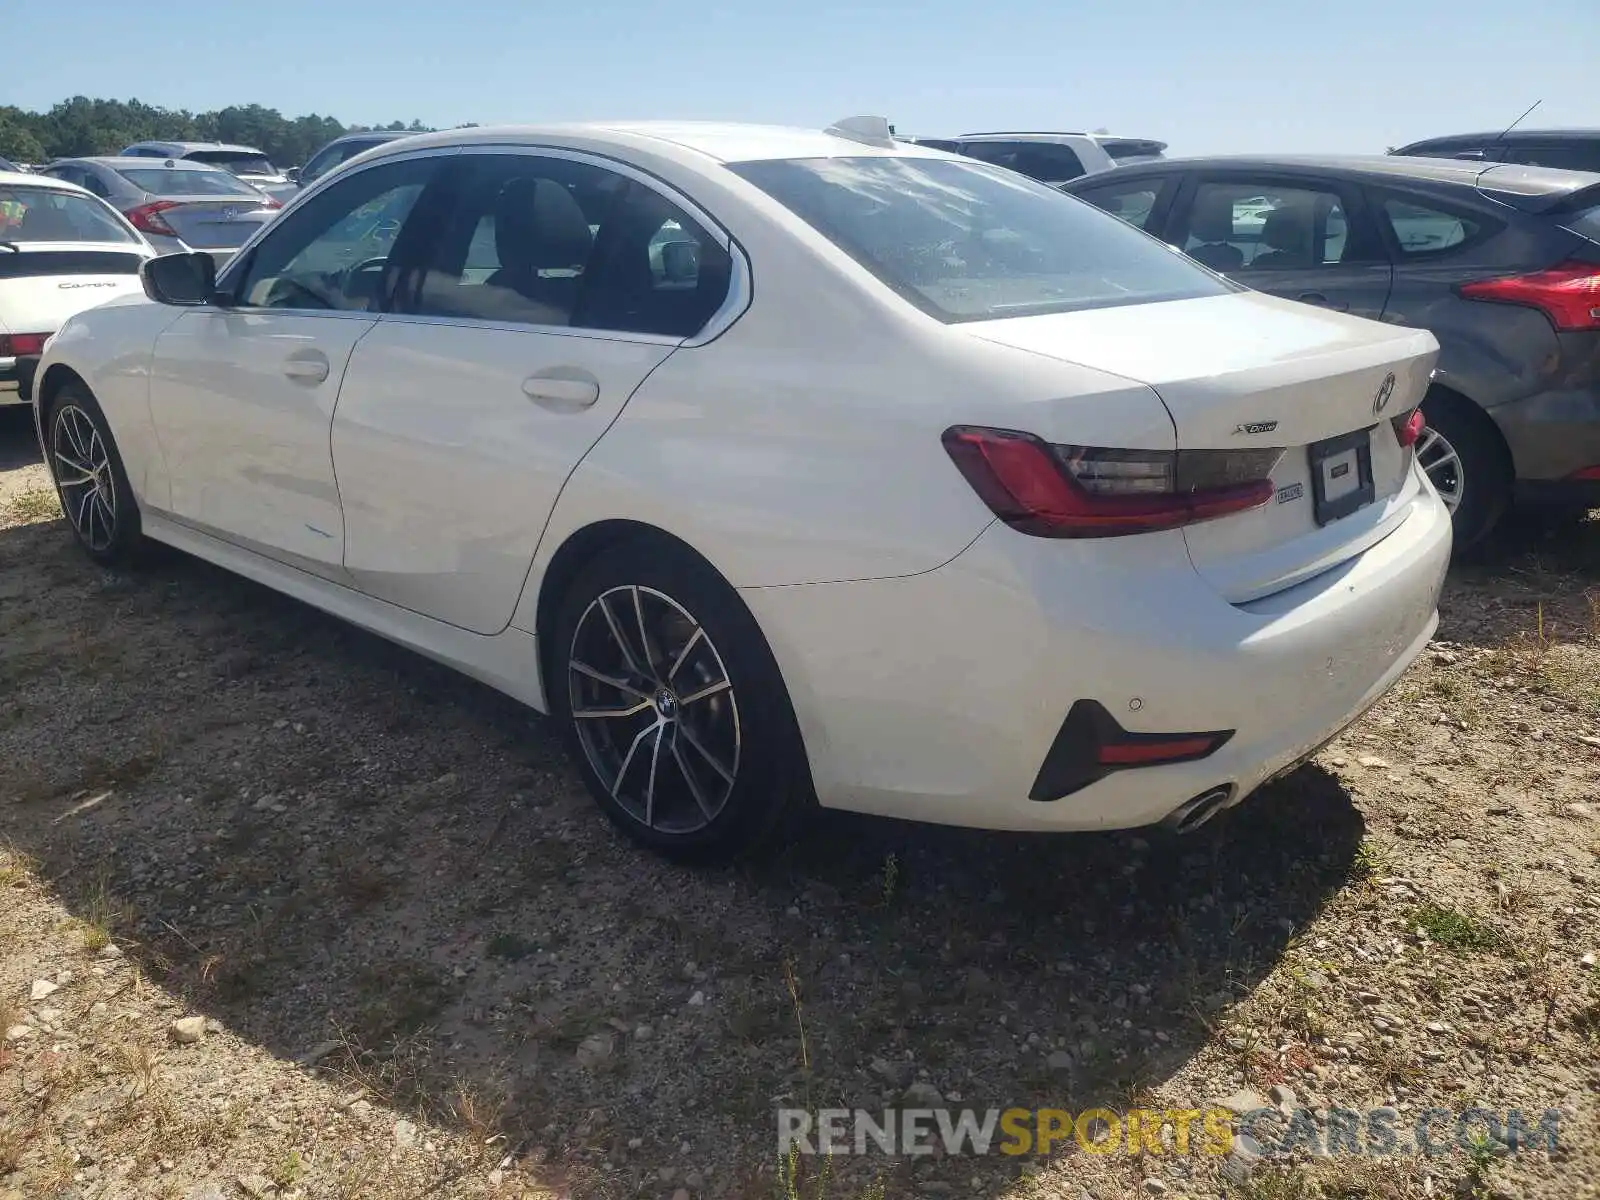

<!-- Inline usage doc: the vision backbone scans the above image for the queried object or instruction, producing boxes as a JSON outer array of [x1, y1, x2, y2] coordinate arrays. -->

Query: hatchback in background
[[39, 158, 280, 266], [0, 171, 152, 405], [902, 132, 1167, 184], [119, 141, 290, 193], [1394, 128, 1600, 174], [1066, 155, 1600, 547], [288, 130, 416, 191]]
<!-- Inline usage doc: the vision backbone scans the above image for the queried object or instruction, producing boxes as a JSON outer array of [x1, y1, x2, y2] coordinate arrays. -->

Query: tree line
[[0, 97, 438, 167]]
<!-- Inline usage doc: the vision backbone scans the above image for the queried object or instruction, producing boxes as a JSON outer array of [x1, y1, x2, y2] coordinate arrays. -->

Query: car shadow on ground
[[1, 441, 1373, 1196], [0, 405, 41, 470]]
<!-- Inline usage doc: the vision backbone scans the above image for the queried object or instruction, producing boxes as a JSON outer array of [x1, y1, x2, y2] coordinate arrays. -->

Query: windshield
[[116, 167, 262, 197], [0, 185, 138, 244], [731, 156, 1232, 323], [185, 151, 279, 176]]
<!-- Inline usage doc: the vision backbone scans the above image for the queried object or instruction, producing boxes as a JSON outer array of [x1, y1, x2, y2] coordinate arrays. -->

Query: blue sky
[[8, 0, 1597, 156]]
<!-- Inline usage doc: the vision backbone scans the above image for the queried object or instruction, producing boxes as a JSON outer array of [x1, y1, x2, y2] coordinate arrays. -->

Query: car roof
[[330, 130, 414, 144], [956, 131, 1157, 142], [69, 155, 234, 171], [0, 169, 92, 194], [1397, 128, 1600, 147], [126, 141, 267, 154], [1091, 152, 1600, 190], [361, 121, 952, 166]]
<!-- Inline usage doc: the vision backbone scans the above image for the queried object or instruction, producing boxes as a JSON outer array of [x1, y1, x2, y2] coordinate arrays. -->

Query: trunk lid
[[0, 244, 149, 334], [154, 198, 276, 250], [968, 291, 1440, 602]]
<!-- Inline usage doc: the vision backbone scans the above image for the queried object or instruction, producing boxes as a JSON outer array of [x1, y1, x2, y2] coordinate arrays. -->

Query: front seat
[[485, 178, 594, 325], [16, 202, 80, 241], [1185, 192, 1245, 274], [1250, 206, 1315, 270]]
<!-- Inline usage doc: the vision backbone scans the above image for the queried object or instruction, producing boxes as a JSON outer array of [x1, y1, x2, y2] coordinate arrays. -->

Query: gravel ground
[[2, 405, 1598, 1200]]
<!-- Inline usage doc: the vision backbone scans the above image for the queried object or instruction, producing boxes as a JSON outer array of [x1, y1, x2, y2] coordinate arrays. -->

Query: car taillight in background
[[1459, 262, 1600, 331], [124, 201, 180, 237], [942, 426, 1282, 537], [260, 196, 282, 210], [0, 333, 49, 357]]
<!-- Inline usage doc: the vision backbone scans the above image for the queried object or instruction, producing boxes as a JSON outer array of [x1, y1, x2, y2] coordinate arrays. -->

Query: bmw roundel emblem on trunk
[[1373, 372, 1396, 414]]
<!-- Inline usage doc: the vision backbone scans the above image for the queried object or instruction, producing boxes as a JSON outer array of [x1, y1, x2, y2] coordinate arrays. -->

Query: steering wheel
[[338, 256, 391, 306]]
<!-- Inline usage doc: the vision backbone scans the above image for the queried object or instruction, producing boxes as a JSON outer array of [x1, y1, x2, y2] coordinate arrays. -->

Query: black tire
[[41, 380, 144, 567], [549, 538, 813, 862], [1418, 389, 1511, 552]]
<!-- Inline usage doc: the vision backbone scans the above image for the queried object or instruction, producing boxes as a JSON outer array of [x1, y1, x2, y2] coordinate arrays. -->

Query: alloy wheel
[[1415, 425, 1464, 514], [567, 585, 740, 835], [50, 404, 118, 552]]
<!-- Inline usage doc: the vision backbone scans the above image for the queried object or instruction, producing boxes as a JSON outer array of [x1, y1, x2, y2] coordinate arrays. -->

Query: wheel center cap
[[654, 689, 679, 719]]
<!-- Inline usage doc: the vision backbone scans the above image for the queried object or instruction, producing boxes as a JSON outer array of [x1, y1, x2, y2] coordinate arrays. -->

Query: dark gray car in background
[[1393, 128, 1600, 174], [287, 130, 416, 190], [1064, 156, 1600, 547]]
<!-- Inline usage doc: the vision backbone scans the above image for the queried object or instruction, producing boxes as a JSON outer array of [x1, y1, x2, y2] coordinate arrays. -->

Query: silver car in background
[[36, 158, 281, 266]]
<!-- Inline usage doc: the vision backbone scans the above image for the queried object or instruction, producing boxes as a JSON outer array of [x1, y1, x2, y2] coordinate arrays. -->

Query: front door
[[333, 151, 735, 635], [1169, 175, 1394, 320], [145, 155, 446, 578]]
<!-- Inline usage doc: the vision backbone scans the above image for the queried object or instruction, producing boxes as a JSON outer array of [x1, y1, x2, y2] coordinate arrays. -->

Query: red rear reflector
[[1392, 408, 1425, 448], [124, 200, 180, 237], [1097, 736, 1223, 766], [0, 333, 48, 357], [1459, 262, 1600, 331], [1569, 465, 1600, 481], [942, 426, 1279, 537]]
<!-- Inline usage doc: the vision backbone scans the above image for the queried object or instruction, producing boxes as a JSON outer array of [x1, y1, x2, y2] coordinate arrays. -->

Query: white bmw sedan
[[33, 118, 1451, 860]]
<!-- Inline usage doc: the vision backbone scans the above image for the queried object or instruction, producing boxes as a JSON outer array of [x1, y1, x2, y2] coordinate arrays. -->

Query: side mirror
[[285, 166, 301, 184], [141, 252, 217, 306]]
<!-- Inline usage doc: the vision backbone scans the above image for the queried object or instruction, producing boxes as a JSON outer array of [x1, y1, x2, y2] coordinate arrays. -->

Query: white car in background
[[119, 141, 291, 196], [0, 171, 152, 406], [33, 117, 1449, 860]]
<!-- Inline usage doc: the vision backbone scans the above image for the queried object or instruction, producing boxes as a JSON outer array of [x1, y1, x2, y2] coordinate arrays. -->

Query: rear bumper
[[744, 471, 1451, 833], [0, 355, 37, 406], [1489, 381, 1600, 483]]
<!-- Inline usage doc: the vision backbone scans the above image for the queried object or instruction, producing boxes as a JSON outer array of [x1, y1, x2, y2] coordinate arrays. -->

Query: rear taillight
[[1459, 262, 1600, 331], [0, 333, 48, 357], [261, 197, 282, 210], [124, 201, 179, 237], [1392, 407, 1425, 448], [1569, 465, 1600, 481], [941, 426, 1282, 537]]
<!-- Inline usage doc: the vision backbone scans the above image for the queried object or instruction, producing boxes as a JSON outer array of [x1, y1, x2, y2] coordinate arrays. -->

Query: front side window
[[0, 185, 138, 244], [115, 168, 261, 197], [1180, 182, 1351, 272], [402, 154, 732, 338], [1379, 195, 1484, 255], [232, 157, 436, 310], [731, 156, 1229, 323]]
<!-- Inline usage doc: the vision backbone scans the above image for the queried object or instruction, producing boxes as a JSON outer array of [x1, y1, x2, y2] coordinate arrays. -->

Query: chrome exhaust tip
[[1162, 786, 1234, 834]]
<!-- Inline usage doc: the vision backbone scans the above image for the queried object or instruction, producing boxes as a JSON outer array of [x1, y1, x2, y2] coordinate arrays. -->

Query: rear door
[[1169, 174, 1394, 318], [332, 150, 736, 634]]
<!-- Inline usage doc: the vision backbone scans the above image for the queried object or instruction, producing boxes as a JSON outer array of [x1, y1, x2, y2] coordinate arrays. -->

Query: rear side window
[[1561, 205, 1600, 244], [731, 156, 1232, 323], [1072, 181, 1165, 230], [405, 154, 732, 338], [1377, 195, 1489, 255], [961, 141, 1087, 183], [115, 168, 260, 197]]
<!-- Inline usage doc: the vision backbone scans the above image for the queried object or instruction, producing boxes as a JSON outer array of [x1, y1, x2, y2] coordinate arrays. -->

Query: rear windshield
[[1100, 139, 1167, 163], [730, 156, 1232, 323], [1562, 204, 1600, 244], [0, 186, 138, 244], [184, 151, 278, 176], [116, 167, 261, 197]]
